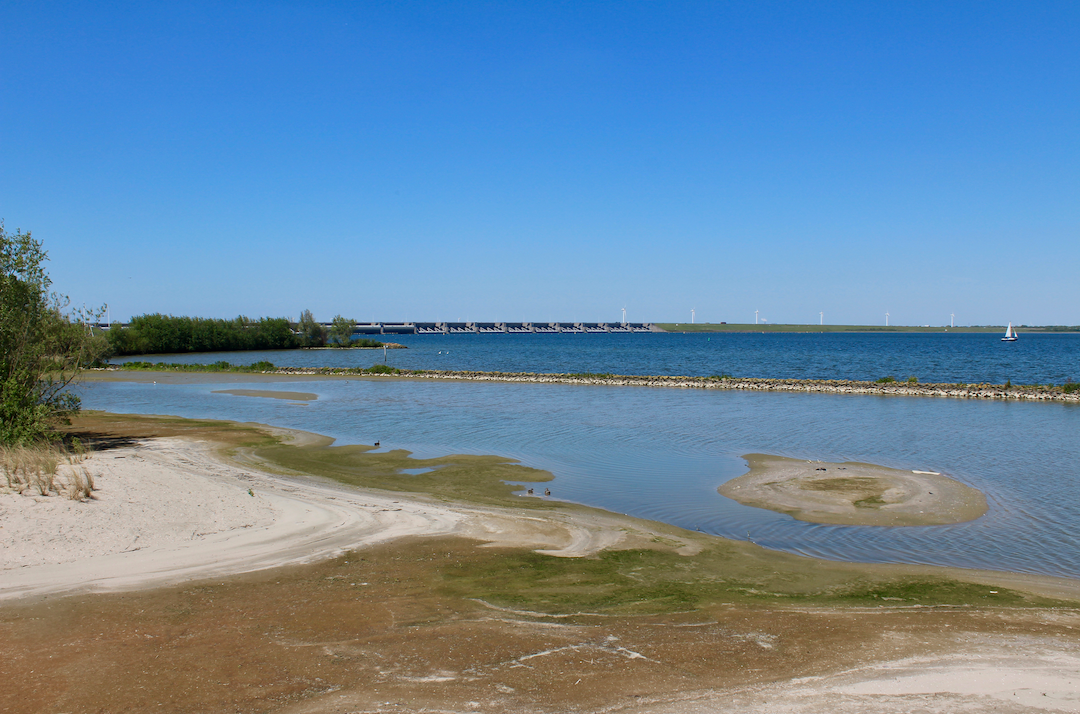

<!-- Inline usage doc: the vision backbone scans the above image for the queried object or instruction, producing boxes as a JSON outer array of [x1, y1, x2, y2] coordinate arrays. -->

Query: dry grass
[[1, 442, 95, 500], [65, 466, 95, 500]]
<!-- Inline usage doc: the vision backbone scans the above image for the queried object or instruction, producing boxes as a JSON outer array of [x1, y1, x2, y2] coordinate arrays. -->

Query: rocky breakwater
[[375, 370, 1080, 402]]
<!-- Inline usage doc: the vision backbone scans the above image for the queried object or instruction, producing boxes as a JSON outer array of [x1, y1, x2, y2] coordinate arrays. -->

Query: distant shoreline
[[655, 323, 1080, 334]]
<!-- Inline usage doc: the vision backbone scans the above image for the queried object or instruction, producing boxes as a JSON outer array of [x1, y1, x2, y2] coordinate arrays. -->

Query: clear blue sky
[[2, 1, 1077, 325]]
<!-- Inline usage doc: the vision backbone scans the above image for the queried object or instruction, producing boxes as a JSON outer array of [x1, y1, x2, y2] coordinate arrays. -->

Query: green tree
[[329, 315, 355, 347], [1, 223, 108, 444], [297, 309, 327, 347]]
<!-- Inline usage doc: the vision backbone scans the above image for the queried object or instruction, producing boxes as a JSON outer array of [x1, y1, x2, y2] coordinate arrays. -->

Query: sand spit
[[720, 454, 989, 526], [0, 437, 654, 602], [91, 366, 1080, 402]]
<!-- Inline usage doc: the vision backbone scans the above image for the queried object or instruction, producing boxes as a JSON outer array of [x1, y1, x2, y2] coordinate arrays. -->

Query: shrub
[[1063, 382, 1080, 394], [875, 376, 896, 384], [907, 376, 918, 384], [366, 364, 400, 374], [2, 223, 108, 444]]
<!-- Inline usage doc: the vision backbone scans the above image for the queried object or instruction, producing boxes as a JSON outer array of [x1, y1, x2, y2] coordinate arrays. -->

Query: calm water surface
[[111, 332, 1080, 385], [78, 377, 1080, 580]]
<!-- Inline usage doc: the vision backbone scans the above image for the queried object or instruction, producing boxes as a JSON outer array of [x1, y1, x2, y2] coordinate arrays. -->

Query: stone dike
[[265, 367, 1080, 402]]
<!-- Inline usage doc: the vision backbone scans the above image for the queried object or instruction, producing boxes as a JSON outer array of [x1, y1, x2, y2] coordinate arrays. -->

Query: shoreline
[[5, 414, 1080, 713], [3, 413, 1077, 602], [89, 365, 1080, 402], [0, 421, 693, 602]]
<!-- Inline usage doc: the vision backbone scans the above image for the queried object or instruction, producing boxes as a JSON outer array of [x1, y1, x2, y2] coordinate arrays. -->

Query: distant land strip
[[93, 364, 1080, 402], [656, 323, 1080, 333]]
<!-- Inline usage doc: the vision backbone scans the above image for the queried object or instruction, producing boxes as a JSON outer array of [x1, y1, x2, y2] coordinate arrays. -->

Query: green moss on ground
[[253, 443, 554, 508]]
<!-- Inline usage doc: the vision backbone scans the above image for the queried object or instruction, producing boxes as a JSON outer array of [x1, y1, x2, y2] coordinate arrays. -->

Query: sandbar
[[212, 388, 318, 400], [720, 454, 988, 526]]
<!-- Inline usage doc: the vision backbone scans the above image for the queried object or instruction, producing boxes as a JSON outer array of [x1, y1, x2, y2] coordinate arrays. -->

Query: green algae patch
[[252, 442, 554, 508], [434, 542, 1062, 615]]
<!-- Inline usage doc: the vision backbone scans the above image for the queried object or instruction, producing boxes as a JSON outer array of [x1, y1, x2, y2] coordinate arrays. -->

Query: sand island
[[720, 454, 989, 526]]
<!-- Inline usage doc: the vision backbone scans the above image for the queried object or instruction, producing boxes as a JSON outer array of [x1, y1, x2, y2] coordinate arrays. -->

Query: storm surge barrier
[[354, 322, 662, 335]]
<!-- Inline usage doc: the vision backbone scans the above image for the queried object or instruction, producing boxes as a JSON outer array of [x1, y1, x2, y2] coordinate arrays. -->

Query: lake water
[[110, 332, 1080, 386], [78, 374, 1080, 580]]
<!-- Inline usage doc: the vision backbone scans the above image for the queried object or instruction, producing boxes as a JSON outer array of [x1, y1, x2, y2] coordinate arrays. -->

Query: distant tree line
[[106, 310, 378, 355]]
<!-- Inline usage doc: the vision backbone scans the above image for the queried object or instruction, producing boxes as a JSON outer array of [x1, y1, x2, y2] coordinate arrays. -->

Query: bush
[[1063, 382, 1080, 394], [875, 376, 896, 384], [907, 376, 918, 384], [366, 364, 400, 374], [1, 223, 108, 445]]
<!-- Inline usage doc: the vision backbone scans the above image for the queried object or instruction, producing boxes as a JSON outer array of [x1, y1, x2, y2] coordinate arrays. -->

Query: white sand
[[0, 437, 635, 601], [637, 634, 1080, 713]]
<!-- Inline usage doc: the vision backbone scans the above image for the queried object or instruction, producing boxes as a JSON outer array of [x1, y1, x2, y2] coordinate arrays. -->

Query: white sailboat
[[1001, 322, 1018, 342]]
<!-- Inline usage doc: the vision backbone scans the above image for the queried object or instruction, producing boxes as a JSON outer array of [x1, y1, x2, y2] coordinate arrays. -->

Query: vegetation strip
[[98, 363, 1080, 401]]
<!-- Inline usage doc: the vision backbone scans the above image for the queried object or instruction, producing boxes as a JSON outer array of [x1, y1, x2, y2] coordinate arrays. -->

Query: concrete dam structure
[[349, 322, 662, 335]]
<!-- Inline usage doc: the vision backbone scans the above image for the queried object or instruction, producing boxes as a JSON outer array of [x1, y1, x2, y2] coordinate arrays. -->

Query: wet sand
[[212, 388, 318, 400], [720, 454, 989, 526]]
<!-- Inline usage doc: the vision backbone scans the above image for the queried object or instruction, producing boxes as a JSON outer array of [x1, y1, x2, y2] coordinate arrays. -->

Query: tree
[[0, 223, 108, 444], [297, 309, 327, 347], [329, 315, 355, 347]]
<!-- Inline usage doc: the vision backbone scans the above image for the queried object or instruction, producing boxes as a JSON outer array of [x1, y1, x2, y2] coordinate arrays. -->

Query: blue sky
[[2, 1, 1077, 325]]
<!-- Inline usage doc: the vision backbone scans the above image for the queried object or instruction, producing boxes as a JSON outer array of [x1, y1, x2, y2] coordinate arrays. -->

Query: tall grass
[[1, 442, 96, 500]]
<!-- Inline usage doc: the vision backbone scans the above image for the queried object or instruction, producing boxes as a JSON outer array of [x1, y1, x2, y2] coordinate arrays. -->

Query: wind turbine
[[691, 308, 695, 324], [951, 313, 955, 328], [755, 310, 759, 325], [819, 311, 823, 326], [885, 312, 890, 327], [622, 306, 626, 325]]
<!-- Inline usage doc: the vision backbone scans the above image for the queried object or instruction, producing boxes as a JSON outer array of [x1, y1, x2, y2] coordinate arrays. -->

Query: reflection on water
[[78, 379, 1080, 578]]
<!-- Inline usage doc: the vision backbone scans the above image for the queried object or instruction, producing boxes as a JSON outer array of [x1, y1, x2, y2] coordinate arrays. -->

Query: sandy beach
[[2, 418, 1079, 713], [1, 434, 649, 602]]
